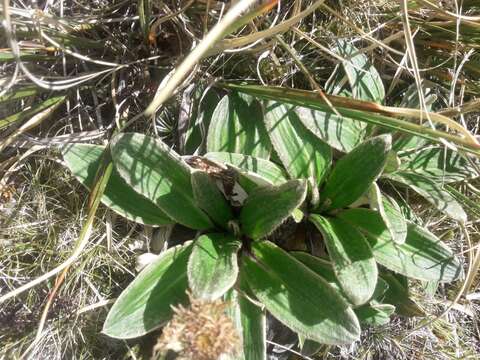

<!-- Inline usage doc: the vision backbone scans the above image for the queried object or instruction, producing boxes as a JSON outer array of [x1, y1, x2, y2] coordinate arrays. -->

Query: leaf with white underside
[[63, 144, 172, 226], [207, 92, 271, 158], [338, 208, 463, 282], [187, 233, 241, 300], [386, 171, 467, 223], [309, 214, 378, 306], [240, 179, 307, 239], [103, 242, 192, 339], [320, 134, 391, 210], [111, 133, 212, 230], [242, 241, 360, 345], [264, 101, 332, 185]]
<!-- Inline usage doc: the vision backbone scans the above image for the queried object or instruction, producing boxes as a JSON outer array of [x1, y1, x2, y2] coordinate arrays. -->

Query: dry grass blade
[[0, 156, 113, 304], [144, 0, 267, 116]]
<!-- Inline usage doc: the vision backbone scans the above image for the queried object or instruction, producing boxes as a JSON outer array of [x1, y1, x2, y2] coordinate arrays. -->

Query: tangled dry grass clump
[[1, 0, 480, 359]]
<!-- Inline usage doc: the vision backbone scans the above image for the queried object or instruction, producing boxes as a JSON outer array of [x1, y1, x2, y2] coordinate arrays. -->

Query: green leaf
[[290, 252, 342, 292], [299, 337, 323, 357], [384, 150, 401, 173], [224, 289, 266, 360], [382, 194, 408, 244], [191, 170, 234, 229], [243, 241, 360, 345], [338, 208, 463, 282], [184, 89, 221, 155], [263, 102, 332, 186], [111, 133, 212, 230], [355, 303, 395, 326], [309, 214, 378, 306], [207, 92, 271, 158], [223, 84, 480, 157], [382, 272, 425, 317], [205, 151, 288, 190], [294, 106, 366, 152], [240, 179, 307, 239], [369, 184, 407, 244], [187, 233, 241, 300], [398, 146, 477, 183], [63, 144, 172, 226], [239, 294, 266, 360], [387, 171, 467, 223], [292, 252, 389, 303], [103, 242, 192, 339], [335, 39, 385, 103], [320, 134, 391, 210]]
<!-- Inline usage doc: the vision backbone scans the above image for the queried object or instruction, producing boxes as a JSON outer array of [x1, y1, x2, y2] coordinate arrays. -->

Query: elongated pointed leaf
[[223, 84, 480, 157], [191, 171, 233, 229], [335, 39, 385, 103], [224, 289, 266, 360], [387, 171, 467, 223], [338, 208, 463, 282], [292, 252, 389, 303], [63, 144, 172, 225], [111, 133, 212, 230], [103, 242, 192, 339], [320, 134, 391, 210], [382, 194, 408, 244], [381, 272, 425, 317], [205, 152, 288, 186], [309, 214, 377, 306], [264, 102, 332, 185], [295, 106, 366, 153], [239, 294, 266, 360], [369, 184, 407, 244], [183, 85, 221, 155], [292, 252, 396, 325], [291, 252, 342, 292], [355, 303, 395, 326], [207, 92, 271, 158], [187, 233, 241, 300], [398, 146, 477, 183], [240, 180, 307, 239], [242, 241, 360, 345]]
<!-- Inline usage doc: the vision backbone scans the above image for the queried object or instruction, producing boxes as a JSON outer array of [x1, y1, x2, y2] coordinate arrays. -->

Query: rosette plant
[[61, 39, 476, 358], [63, 95, 466, 357]]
